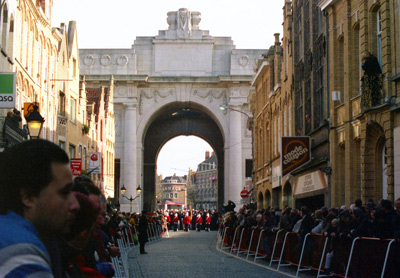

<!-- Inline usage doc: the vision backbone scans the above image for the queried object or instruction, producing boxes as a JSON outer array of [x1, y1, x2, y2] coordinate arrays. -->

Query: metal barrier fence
[[217, 227, 400, 278], [112, 223, 164, 278]]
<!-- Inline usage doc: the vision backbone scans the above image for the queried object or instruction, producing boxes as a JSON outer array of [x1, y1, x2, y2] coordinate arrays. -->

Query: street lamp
[[25, 104, 45, 139], [219, 104, 251, 118], [120, 184, 142, 213]]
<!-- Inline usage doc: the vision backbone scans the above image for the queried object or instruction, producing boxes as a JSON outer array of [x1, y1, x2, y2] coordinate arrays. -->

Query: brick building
[[319, 0, 400, 206]]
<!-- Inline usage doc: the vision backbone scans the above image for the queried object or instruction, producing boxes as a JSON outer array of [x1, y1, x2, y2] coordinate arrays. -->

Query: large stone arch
[[80, 8, 267, 212], [141, 103, 225, 210], [363, 121, 386, 202]]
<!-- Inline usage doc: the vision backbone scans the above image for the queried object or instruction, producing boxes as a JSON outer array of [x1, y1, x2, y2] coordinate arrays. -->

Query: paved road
[[128, 230, 309, 278]]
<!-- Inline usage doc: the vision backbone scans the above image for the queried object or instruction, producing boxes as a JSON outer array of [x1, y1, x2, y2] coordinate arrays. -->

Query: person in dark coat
[[138, 212, 148, 254], [361, 51, 383, 108], [191, 210, 197, 230], [225, 200, 236, 212]]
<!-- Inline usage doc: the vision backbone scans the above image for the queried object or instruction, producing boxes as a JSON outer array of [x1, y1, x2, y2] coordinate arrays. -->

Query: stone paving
[[128, 230, 317, 278]]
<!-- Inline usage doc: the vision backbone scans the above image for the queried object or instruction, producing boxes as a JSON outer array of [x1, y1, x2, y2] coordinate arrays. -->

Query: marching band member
[[183, 213, 191, 232], [205, 212, 211, 232], [195, 213, 203, 232]]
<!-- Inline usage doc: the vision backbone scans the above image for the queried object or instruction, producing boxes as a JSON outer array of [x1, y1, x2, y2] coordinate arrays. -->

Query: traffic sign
[[240, 189, 249, 198], [70, 158, 82, 176]]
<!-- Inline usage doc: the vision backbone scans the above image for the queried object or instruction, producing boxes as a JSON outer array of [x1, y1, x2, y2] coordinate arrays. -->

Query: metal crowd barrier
[[112, 223, 165, 278], [217, 226, 400, 278]]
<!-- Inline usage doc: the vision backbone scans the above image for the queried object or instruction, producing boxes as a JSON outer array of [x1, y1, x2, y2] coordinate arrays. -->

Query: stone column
[[121, 103, 140, 213], [227, 104, 243, 206]]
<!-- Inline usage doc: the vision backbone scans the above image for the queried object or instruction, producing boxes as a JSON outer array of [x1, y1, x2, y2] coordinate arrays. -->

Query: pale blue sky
[[52, 1, 284, 49], [156, 136, 213, 177], [52, 1, 284, 177]]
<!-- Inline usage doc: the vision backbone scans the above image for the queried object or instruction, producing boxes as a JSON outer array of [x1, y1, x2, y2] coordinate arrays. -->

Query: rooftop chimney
[[205, 151, 210, 159]]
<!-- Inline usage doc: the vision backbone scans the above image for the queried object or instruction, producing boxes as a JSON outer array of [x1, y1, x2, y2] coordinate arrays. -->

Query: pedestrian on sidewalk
[[173, 213, 179, 231], [138, 211, 148, 254]]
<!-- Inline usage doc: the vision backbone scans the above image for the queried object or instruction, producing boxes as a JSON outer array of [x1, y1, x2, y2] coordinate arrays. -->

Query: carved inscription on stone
[[193, 89, 227, 103], [139, 89, 174, 114], [115, 86, 128, 97], [238, 55, 249, 67], [100, 55, 112, 66], [117, 55, 129, 66], [83, 55, 95, 67]]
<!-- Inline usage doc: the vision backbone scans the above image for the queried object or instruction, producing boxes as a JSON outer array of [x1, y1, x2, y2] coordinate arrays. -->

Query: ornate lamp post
[[24, 104, 45, 139], [120, 184, 142, 213]]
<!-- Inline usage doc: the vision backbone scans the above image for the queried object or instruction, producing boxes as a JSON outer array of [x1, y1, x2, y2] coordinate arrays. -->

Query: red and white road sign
[[70, 158, 82, 176], [240, 189, 249, 198]]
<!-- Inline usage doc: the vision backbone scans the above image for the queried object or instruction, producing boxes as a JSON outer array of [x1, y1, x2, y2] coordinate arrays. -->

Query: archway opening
[[142, 104, 224, 211], [258, 192, 264, 210], [265, 189, 271, 208], [156, 135, 217, 211]]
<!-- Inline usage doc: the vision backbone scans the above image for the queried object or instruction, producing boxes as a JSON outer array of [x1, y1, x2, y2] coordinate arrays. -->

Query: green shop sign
[[0, 73, 16, 108]]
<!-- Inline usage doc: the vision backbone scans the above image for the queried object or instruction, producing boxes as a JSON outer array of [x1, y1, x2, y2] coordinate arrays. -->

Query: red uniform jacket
[[173, 216, 179, 224], [183, 216, 190, 225], [166, 215, 171, 223], [195, 216, 203, 224], [206, 216, 211, 224]]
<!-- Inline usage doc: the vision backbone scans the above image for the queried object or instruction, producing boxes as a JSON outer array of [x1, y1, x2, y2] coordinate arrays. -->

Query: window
[[1, 6, 8, 53], [314, 39, 324, 127], [69, 144, 75, 158], [37, 44, 41, 83], [50, 58, 55, 94], [44, 49, 48, 90], [59, 141, 66, 150], [59, 92, 65, 116], [174, 193, 178, 199], [245, 159, 252, 178], [49, 104, 53, 141], [165, 193, 169, 198], [73, 58, 77, 77], [377, 10, 382, 67], [70, 98, 76, 123], [83, 147, 87, 170]]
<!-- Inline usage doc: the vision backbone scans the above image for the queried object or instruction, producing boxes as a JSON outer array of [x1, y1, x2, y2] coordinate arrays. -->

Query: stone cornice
[[82, 74, 253, 84], [25, 0, 50, 28], [251, 60, 269, 87], [318, 0, 340, 11]]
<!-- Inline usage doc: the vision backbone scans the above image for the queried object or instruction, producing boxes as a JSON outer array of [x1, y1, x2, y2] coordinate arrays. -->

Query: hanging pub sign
[[0, 73, 16, 108], [281, 136, 311, 177]]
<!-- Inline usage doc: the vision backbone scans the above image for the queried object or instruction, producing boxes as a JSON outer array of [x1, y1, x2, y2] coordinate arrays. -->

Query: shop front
[[293, 170, 328, 211]]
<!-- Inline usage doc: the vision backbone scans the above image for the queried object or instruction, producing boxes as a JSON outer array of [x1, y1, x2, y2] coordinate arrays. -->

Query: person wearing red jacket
[[165, 212, 171, 231], [195, 213, 203, 232], [183, 213, 191, 232], [205, 212, 211, 232], [173, 213, 179, 232]]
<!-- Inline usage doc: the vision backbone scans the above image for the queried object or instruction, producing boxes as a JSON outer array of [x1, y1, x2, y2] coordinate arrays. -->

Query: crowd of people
[[2, 140, 400, 277], [221, 198, 400, 275], [0, 139, 156, 278], [149, 209, 220, 232]]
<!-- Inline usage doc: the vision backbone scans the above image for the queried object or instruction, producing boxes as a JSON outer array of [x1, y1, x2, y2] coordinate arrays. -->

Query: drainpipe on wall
[[323, 9, 332, 208]]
